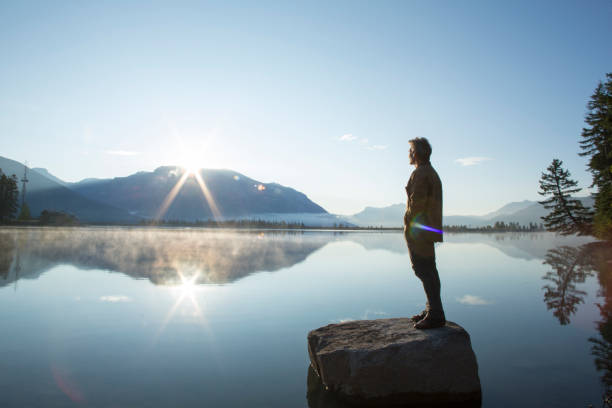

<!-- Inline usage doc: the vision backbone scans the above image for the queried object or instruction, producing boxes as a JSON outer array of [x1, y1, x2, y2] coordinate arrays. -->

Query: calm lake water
[[0, 227, 610, 408]]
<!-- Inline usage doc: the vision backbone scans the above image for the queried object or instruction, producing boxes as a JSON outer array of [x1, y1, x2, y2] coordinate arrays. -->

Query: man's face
[[409, 145, 416, 165]]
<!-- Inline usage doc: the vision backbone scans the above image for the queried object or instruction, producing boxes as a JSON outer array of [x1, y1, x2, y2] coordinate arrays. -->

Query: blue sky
[[1, 1, 611, 215]]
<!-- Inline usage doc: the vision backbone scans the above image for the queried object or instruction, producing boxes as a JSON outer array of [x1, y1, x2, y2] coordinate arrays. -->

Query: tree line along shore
[[0, 215, 546, 233]]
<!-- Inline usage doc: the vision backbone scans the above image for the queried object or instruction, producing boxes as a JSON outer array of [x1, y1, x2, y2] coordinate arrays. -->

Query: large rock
[[307, 318, 481, 407]]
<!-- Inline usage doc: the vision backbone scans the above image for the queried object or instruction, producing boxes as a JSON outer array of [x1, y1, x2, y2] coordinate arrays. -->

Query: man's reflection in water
[[543, 242, 612, 406]]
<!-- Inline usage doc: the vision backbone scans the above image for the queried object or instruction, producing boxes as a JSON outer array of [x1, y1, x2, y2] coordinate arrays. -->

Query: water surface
[[0, 227, 610, 407]]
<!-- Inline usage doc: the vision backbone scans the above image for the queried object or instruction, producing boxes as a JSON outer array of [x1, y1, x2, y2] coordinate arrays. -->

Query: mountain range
[[0, 156, 137, 223], [344, 197, 595, 228], [69, 165, 326, 220], [0, 156, 328, 223], [1, 155, 590, 227]]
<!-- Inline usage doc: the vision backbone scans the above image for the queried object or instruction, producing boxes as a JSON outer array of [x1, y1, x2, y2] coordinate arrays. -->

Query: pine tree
[[18, 202, 31, 220], [579, 73, 612, 239], [538, 159, 593, 235], [0, 169, 19, 222]]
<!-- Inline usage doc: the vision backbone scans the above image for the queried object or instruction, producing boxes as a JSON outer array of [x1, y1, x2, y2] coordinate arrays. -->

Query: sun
[[182, 156, 201, 176], [185, 165, 200, 176], [180, 154, 201, 176], [155, 146, 222, 222]]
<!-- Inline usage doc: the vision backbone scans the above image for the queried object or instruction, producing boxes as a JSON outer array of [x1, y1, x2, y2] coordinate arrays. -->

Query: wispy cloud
[[331, 310, 387, 324], [339, 134, 357, 141], [362, 309, 387, 319], [369, 144, 388, 150], [338, 134, 388, 151], [105, 150, 140, 156], [331, 318, 356, 323], [457, 294, 492, 305], [100, 295, 132, 303], [455, 157, 492, 166]]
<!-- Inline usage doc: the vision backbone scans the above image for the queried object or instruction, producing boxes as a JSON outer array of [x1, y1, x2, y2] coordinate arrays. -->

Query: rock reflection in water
[[0, 228, 328, 286], [306, 365, 482, 408], [307, 365, 352, 408]]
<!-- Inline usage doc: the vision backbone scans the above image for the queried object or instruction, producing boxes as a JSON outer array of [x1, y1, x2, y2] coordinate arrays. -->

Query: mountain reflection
[[0, 228, 328, 286], [0, 230, 600, 289]]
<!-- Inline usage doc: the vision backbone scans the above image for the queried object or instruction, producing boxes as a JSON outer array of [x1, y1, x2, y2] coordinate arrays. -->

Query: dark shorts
[[404, 227, 435, 259], [404, 227, 437, 280]]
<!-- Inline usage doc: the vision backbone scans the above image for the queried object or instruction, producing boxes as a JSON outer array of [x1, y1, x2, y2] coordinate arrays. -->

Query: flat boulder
[[307, 318, 481, 407]]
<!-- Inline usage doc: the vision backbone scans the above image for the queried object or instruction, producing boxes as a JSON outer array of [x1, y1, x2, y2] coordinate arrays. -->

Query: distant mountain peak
[[481, 200, 537, 220], [69, 166, 327, 220], [31, 167, 69, 187]]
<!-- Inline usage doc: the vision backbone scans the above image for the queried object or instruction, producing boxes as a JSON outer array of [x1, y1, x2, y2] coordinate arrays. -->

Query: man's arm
[[404, 182, 410, 226], [407, 172, 430, 224]]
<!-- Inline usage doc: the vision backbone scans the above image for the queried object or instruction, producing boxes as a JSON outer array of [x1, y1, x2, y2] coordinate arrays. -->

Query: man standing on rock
[[404, 137, 446, 329]]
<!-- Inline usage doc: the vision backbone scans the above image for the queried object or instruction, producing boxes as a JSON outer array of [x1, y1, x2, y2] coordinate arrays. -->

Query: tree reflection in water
[[543, 242, 612, 406], [542, 245, 595, 325], [0, 232, 15, 280], [586, 242, 612, 407]]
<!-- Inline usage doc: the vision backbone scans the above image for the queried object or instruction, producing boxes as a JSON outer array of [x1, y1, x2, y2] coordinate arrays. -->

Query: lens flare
[[51, 365, 85, 403], [407, 214, 444, 238], [412, 222, 443, 235]]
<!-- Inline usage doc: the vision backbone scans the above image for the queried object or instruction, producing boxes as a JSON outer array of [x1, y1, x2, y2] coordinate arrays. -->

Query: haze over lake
[[0, 228, 609, 407]]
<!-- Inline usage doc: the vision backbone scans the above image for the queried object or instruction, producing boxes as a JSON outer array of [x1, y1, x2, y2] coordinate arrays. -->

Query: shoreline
[[0, 223, 548, 234]]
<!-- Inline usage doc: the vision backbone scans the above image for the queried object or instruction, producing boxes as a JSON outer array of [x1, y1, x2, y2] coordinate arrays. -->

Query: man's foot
[[410, 310, 428, 322], [414, 311, 446, 330]]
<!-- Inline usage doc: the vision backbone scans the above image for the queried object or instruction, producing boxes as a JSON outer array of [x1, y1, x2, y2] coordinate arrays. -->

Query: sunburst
[[154, 167, 222, 222], [155, 271, 207, 340]]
